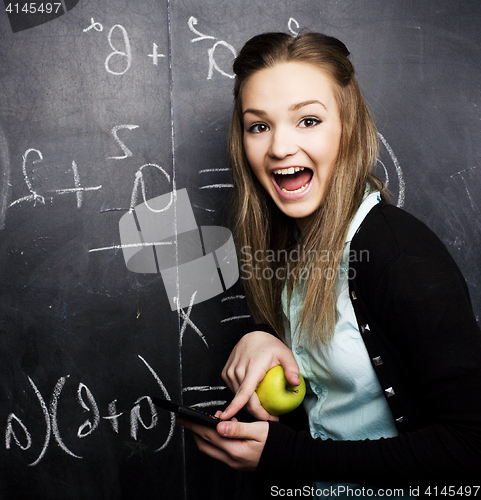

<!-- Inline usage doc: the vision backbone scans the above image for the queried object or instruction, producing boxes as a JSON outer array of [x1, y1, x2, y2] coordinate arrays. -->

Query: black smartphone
[[152, 397, 225, 428]]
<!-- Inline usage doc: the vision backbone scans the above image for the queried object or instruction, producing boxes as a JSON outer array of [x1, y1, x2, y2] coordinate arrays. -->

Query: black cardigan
[[253, 202, 481, 487]]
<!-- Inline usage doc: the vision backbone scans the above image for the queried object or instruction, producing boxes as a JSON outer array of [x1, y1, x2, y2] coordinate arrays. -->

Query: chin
[[281, 204, 318, 222]]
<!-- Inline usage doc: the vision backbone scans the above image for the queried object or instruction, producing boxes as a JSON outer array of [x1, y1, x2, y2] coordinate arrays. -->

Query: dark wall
[[0, 1, 480, 499]]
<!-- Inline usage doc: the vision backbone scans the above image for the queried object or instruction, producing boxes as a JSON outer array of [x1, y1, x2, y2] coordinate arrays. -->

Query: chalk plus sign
[[148, 43, 165, 65]]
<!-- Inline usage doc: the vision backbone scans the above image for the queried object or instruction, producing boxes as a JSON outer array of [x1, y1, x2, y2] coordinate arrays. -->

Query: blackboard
[[0, 1, 480, 499]]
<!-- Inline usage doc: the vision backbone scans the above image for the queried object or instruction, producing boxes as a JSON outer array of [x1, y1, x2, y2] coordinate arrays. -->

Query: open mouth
[[273, 167, 313, 194]]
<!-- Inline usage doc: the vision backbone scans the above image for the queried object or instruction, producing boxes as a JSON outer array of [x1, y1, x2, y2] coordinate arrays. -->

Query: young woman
[[179, 32, 481, 493]]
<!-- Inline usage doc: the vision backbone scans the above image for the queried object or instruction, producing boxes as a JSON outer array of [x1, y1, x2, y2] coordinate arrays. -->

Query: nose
[[268, 126, 298, 159]]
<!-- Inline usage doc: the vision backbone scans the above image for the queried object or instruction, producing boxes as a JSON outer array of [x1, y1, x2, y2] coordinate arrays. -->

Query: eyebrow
[[290, 99, 327, 111], [243, 99, 327, 117]]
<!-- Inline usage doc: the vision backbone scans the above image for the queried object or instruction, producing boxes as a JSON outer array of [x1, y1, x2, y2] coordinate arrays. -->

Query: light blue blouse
[[282, 192, 412, 499]]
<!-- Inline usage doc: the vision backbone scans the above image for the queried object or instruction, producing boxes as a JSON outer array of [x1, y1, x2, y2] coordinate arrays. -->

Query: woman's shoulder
[[351, 201, 451, 263], [349, 202, 479, 353], [349, 201, 467, 297]]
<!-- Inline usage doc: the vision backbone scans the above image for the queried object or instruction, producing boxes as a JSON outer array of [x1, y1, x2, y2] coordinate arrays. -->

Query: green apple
[[255, 365, 306, 416]]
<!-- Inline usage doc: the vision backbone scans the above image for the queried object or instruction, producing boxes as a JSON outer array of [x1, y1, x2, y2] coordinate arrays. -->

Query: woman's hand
[[220, 330, 300, 421], [180, 416, 269, 471]]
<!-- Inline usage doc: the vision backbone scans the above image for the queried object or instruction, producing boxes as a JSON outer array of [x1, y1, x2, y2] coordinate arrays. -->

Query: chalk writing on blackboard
[[104, 400, 122, 433], [83, 20, 165, 73], [378, 133, 405, 208], [82, 17, 103, 33], [108, 124, 139, 160], [188, 16, 236, 80], [105, 24, 132, 75], [288, 18, 300, 36], [77, 383, 100, 439], [450, 165, 480, 212], [199, 168, 233, 190], [128, 164, 172, 212], [4, 355, 177, 465], [50, 376, 82, 460], [148, 43, 166, 65], [187, 16, 214, 43], [4, 353, 229, 465], [9, 148, 102, 209]]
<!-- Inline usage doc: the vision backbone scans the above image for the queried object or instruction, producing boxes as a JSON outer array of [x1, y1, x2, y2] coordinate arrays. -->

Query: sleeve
[[256, 206, 481, 487]]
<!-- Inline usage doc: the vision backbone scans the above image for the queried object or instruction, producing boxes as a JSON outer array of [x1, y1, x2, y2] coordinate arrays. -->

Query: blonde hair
[[228, 32, 387, 344]]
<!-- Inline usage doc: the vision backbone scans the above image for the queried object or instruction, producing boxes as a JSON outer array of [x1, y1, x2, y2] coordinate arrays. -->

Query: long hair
[[228, 32, 386, 345]]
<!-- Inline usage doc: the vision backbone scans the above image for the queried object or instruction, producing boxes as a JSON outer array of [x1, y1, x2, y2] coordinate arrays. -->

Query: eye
[[299, 117, 321, 128], [246, 122, 269, 134]]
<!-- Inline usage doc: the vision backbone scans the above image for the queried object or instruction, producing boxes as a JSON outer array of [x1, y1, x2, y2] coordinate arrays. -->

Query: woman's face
[[241, 62, 342, 232]]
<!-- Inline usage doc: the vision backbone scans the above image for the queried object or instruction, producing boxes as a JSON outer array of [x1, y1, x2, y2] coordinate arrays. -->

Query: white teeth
[[273, 166, 305, 175], [273, 166, 311, 193]]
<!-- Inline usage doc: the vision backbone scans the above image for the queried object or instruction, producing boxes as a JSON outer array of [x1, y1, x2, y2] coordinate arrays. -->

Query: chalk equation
[[4, 355, 227, 466], [8, 148, 102, 209], [83, 19, 165, 75], [7, 123, 150, 211], [188, 16, 237, 80], [81, 15, 238, 79]]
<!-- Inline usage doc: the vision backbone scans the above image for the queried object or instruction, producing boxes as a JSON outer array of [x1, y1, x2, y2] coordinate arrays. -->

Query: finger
[[189, 428, 240, 468], [221, 360, 236, 393], [245, 393, 279, 422], [189, 423, 266, 472], [219, 392, 248, 420], [182, 418, 269, 471], [220, 366, 264, 420], [277, 353, 301, 387], [222, 350, 245, 389], [179, 418, 220, 443], [216, 420, 269, 442], [180, 417, 247, 449], [222, 362, 244, 394]]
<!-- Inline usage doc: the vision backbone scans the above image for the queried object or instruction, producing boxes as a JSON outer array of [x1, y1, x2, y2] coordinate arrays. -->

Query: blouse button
[[295, 347, 303, 355]]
